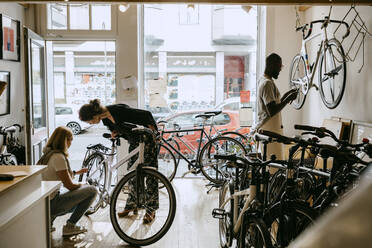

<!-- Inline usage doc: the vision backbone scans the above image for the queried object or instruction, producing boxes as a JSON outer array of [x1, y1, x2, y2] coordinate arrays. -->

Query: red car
[[159, 110, 250, 155]]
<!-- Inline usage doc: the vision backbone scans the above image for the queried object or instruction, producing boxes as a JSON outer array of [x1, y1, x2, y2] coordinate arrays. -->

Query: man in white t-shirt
[[254, 53, 297, 160]]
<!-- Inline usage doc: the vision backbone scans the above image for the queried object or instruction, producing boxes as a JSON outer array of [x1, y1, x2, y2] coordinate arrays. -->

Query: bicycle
[[257, 130, 318, 247], [290, 8, 350, 109], [212, 153, 274, 248], [78, 125, 176, 246], [158, 111, 247, 184]]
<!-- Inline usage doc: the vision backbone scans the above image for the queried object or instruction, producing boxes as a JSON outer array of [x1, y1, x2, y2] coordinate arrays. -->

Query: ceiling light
[[119, 3, 129, 13], [241, 5, 252, 13]]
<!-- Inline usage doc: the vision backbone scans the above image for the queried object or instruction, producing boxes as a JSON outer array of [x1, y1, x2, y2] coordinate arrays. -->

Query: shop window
[[142, 4, 260, 127], [47, 3, 111, 31]]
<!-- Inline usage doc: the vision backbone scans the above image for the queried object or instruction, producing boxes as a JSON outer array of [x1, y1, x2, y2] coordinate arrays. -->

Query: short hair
[[264, 53, 282, 76], [45, 126, 72, 156], [79, 99, 105, 122]]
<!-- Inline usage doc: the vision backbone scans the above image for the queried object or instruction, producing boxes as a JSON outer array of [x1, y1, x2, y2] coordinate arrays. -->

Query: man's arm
[[266, 89, 297, 117]]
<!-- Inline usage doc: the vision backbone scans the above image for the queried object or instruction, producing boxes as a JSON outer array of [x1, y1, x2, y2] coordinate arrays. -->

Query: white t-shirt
[[41, 152, 70, 181], [254, 76, 281, 130]]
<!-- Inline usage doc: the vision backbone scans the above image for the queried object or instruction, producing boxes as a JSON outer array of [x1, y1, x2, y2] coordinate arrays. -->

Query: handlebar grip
[[259, 130, 293, 144], [103, 133, 112, 139], [254, 133, 272, 143], [294, 124, 318, 132]]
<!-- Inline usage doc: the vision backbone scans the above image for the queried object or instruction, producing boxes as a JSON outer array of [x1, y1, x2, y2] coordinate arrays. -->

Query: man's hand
[[111, 130, 119, 138], [287, 90, 298, 102]]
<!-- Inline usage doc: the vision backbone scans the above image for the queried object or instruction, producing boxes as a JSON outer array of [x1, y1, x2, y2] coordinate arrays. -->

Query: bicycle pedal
[[212, 208, 226, 219]]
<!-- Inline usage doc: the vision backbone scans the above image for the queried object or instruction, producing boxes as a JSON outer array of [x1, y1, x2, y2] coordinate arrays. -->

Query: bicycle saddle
[[2, 126, 16, 133], [194, 113, 214, 119]]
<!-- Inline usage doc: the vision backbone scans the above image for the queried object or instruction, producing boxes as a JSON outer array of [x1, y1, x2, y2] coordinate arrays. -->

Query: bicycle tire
[[222, 131, 253, 153], [79, 152, 106, 215], [219, 182, 234, 248], [289, 54, 307, 110], [319, 38, 346, 109], [110, 167, 176, 246], [199, 136, 247, 184], [264, 201, 317, 247], [239, 216, 273, 248], [157, 143, 177, 182]]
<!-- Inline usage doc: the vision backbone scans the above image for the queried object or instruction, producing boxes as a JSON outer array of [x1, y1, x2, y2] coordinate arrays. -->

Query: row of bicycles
[[76, 109, 372, 247], [211, 124, 372, 248]]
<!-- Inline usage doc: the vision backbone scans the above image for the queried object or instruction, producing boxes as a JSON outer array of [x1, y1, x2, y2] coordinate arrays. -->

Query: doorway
[[50, 41, 116, 170]]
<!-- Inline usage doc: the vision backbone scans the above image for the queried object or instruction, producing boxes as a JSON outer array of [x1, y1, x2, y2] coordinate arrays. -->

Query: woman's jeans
[[51, 185, 97, 224]]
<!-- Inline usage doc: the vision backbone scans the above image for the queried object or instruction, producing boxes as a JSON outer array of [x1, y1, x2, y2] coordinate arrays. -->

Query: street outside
[[68, 125, 112, 172]]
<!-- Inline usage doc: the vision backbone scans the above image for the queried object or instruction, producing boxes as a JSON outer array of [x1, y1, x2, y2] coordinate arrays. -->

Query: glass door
[[25, 28, 48, 164]]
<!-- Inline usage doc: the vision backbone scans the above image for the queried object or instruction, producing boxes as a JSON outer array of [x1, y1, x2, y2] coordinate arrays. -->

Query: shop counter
[[0, 166, 61, 248]]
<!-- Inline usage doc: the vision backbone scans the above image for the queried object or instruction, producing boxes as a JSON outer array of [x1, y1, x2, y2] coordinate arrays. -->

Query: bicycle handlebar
[[214, 154, 273, 169], [258, 130, 293, 144], [299, 17, 350, 40]]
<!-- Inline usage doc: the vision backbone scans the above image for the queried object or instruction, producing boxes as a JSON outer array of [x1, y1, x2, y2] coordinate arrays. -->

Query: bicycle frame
[[294, 28, 326, 93], [220, 184, 256, 235], [87, 140, 145, 202], [161, 127, 211, 168]]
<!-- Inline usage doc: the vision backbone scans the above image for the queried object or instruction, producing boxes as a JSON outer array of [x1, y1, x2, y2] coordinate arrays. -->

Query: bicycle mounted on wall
[[290, 7, 350, 110]]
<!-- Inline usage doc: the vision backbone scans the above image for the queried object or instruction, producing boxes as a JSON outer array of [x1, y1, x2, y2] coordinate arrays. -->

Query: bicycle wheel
[[219, 182, 234, 248], [199, 136, 247, 184], [239, 216, 273, 248], [268, 170, 286, 205], [79, 153, 106, 215], [222, 131, 253, 153], [319, 38, 346, 109], [110, 167, 176, 246], [168, 139, 181, 166], [265, 201, 316, 247], [157, 144, 177, 182], [289, 54, 307, 110]]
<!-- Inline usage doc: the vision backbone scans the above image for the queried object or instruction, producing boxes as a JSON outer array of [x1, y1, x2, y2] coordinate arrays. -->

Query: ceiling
[[13, 0, 372, 6]]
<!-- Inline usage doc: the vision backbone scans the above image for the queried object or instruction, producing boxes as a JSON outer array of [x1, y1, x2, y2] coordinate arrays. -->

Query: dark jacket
[[102, 104, 157, 142]]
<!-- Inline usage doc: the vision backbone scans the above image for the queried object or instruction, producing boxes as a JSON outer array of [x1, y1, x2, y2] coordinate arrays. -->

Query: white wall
[[266, 6, 303, 136], [0, 3, 26, 144], [301, 6, 372, 127]]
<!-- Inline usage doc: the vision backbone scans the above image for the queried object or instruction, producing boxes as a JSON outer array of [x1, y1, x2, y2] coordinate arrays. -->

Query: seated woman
[[38, 126, 97, 236], [78, 99, 158, 224]]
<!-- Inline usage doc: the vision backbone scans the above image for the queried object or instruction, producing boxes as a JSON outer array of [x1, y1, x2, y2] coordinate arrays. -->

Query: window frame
[[40, 4, 118, 40]]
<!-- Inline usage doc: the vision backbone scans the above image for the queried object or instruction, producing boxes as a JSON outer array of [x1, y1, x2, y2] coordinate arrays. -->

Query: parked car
[[215, 97, 240, 111], [146, 106, 173, 121], [55, 105, 92, 135], [160, 110, 250, 155]]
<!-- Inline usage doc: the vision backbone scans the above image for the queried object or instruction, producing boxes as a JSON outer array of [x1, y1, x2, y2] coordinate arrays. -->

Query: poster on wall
[[0, 71, 10, 116], [0, 14, 20, 62]]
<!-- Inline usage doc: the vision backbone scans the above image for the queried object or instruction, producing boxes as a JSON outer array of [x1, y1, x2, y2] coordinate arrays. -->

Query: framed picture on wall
[[0, 14, 20, 62], [0, 71, 10, 116]]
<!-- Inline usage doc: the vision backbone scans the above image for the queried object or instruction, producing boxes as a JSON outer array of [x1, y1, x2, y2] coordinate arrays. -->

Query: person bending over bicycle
[[78, 99, 159, 224], [38, 126, 98, 236]]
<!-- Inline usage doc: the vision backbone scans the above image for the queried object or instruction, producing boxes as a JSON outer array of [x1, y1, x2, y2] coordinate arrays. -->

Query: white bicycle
[[78, 125, 176, 246]]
